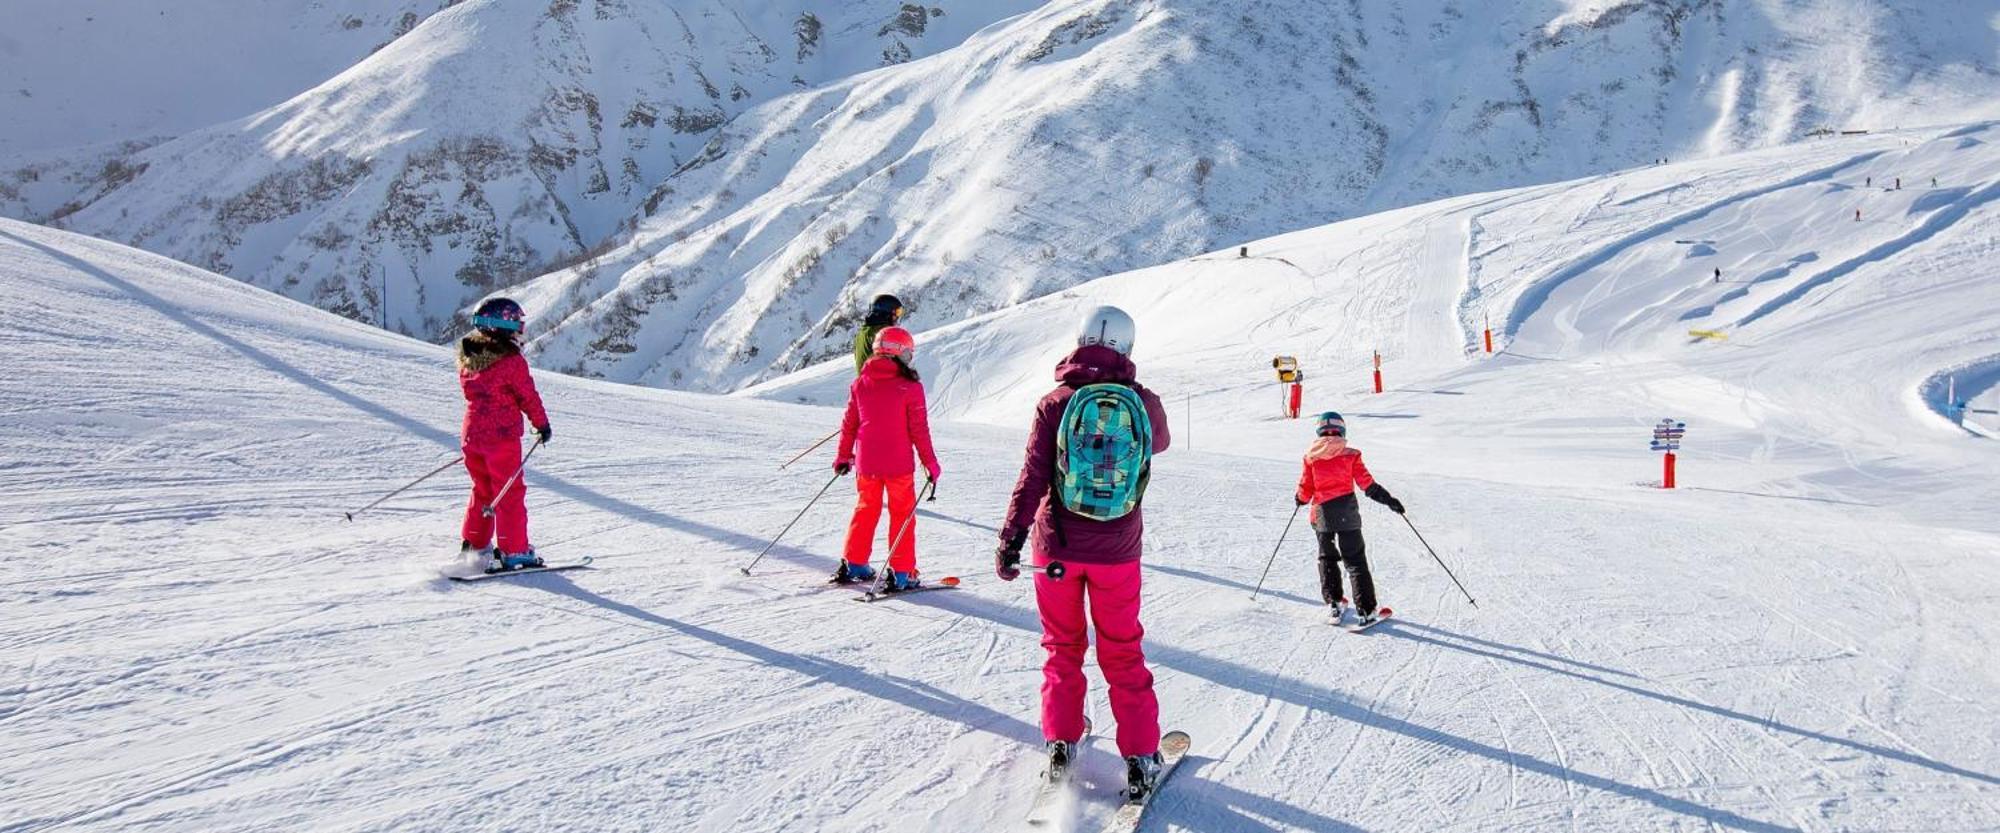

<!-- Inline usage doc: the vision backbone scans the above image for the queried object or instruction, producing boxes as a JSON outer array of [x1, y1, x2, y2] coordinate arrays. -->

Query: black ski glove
[[1364, 483, 1404, 514], [1295, 495, 1308, 507], [535, 424, 554, 445], [833, 461, 853, 476], [995, 530, 1027, 582]]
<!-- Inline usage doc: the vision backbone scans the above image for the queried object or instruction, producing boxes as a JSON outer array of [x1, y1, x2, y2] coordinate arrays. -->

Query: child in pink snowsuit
[[457, 298, 551, 568], [832, 326, 940, 591], [996, 306, 1171, 790]]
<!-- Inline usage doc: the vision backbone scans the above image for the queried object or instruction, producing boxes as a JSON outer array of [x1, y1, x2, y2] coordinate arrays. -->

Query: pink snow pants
[[461, 441, 530, 554], [1034, 558, 1160, 757]]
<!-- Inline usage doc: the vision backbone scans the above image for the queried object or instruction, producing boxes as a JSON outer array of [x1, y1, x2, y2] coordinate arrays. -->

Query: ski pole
[[865, 479, 937, 598], [1249, 504, 1302, 600], [344, 455, 464, 521], [1400, 514, 1477, 608], [480, 438, 545, 518], [780, 428, 841, 470], [738, 472, 843, 575]]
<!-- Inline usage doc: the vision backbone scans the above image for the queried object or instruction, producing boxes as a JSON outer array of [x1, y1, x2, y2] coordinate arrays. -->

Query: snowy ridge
[[5, 1, 1998, 393], [7, 117, 2000, 830], [0, 0, 450, 157]]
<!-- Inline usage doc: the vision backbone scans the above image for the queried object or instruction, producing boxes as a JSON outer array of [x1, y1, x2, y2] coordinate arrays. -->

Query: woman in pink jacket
[[1294, 411, 1404, 625], [457, 298, 552, 573], [831, 326, 941, 591]]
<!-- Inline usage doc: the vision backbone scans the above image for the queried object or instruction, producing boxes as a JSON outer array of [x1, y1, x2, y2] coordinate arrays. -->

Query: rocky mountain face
[[4, 1, 1995, 389]]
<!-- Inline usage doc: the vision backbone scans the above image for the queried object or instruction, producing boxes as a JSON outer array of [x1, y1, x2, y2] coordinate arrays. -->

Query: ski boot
[[883, 570, 921, 592], [1123, 751, 1164, 802], [1356, 607, 1383, 627], [831, 560, 875, 585], [1042, 739, 1077, 783], [1330, 598, 1350, 625], [495, 549, 544, 572]]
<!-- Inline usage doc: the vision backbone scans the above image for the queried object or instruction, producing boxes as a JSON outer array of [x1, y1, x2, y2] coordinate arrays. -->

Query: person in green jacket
[[854, 294, 904, 374]]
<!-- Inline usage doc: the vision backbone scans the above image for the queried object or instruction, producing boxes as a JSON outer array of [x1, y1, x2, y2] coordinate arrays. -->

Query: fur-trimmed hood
[[457, 332, 520, 373]]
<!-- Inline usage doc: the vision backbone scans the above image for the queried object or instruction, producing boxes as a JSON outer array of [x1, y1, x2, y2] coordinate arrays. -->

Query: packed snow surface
[[6, 126, 2000, 832]]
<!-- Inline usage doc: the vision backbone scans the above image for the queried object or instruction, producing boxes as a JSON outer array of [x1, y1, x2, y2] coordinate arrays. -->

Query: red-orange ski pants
[[842, 473, 917, 573]]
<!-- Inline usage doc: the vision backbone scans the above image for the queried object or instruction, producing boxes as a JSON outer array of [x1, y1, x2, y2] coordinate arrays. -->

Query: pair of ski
[[447, 556, 594, 582], [827, 573, 962, 602], [1028, 724, 1193, 832]]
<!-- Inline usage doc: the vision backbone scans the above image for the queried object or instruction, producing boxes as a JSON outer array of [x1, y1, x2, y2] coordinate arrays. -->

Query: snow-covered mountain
[[0, 0, 1040, 336], [4, 1, 1997, 391], [526, 0, 2000, 392], [6, 115, 2000, 829]]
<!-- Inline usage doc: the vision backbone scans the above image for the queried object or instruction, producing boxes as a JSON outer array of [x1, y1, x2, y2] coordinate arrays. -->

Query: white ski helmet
[[1076, 305, 1136, 355]]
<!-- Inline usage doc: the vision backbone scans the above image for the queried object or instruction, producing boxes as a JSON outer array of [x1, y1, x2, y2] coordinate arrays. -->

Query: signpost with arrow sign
[[1651, 418, 1686, 489]]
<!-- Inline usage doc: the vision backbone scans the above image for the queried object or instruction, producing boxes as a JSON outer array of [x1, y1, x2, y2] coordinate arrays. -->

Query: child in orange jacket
[[1294, 411, 1403, 624]]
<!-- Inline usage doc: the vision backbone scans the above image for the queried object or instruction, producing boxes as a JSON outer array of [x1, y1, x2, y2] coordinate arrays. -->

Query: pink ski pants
[[461, 441, 530, 554], [1034, 558, 1160, 757]]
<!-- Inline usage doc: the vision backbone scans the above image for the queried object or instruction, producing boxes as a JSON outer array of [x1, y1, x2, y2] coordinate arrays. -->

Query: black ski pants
[[1314, 528, 1376, 612]]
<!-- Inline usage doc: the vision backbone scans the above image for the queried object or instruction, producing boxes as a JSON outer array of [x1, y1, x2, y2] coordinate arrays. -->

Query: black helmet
[[473, 297, 525, 334], [869, 293, 904, 319]]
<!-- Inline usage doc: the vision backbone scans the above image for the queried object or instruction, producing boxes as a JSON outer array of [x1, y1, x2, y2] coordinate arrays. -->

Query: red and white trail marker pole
[[1651, 419, 1686, 489], [1483, 313, 1494, 354], [1372, 350, 1384, 394]]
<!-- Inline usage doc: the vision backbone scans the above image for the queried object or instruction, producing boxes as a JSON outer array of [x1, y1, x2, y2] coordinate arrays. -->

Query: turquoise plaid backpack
[[1054, 383, 1154, 520]]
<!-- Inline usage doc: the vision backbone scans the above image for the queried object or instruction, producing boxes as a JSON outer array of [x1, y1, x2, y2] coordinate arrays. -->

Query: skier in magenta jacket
[[1294, 411, 1404, 625], [995, 305, 1172, 800], [457, 297, 552, 572], [832, 326, 941, 591]]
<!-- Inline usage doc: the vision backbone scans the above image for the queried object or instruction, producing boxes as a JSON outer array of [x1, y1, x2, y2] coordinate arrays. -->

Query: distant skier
[[1714, 267, 1722, 283], [831, 326, 940, 591], [1294, 412, 1404, 625], [456, 297, 553, 572], [853, 294, 904, 374], [995, 305, 1173, 800]]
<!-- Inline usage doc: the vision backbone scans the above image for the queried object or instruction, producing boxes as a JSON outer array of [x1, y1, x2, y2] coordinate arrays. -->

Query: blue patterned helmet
[[473, 297, 525, 333], [1316, 411, 1346, 437]]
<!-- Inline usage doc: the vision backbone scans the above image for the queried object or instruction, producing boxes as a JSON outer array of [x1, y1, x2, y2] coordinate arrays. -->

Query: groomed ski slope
[[749, 123, 2000, 534], [6, 126, 2000, 833]]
